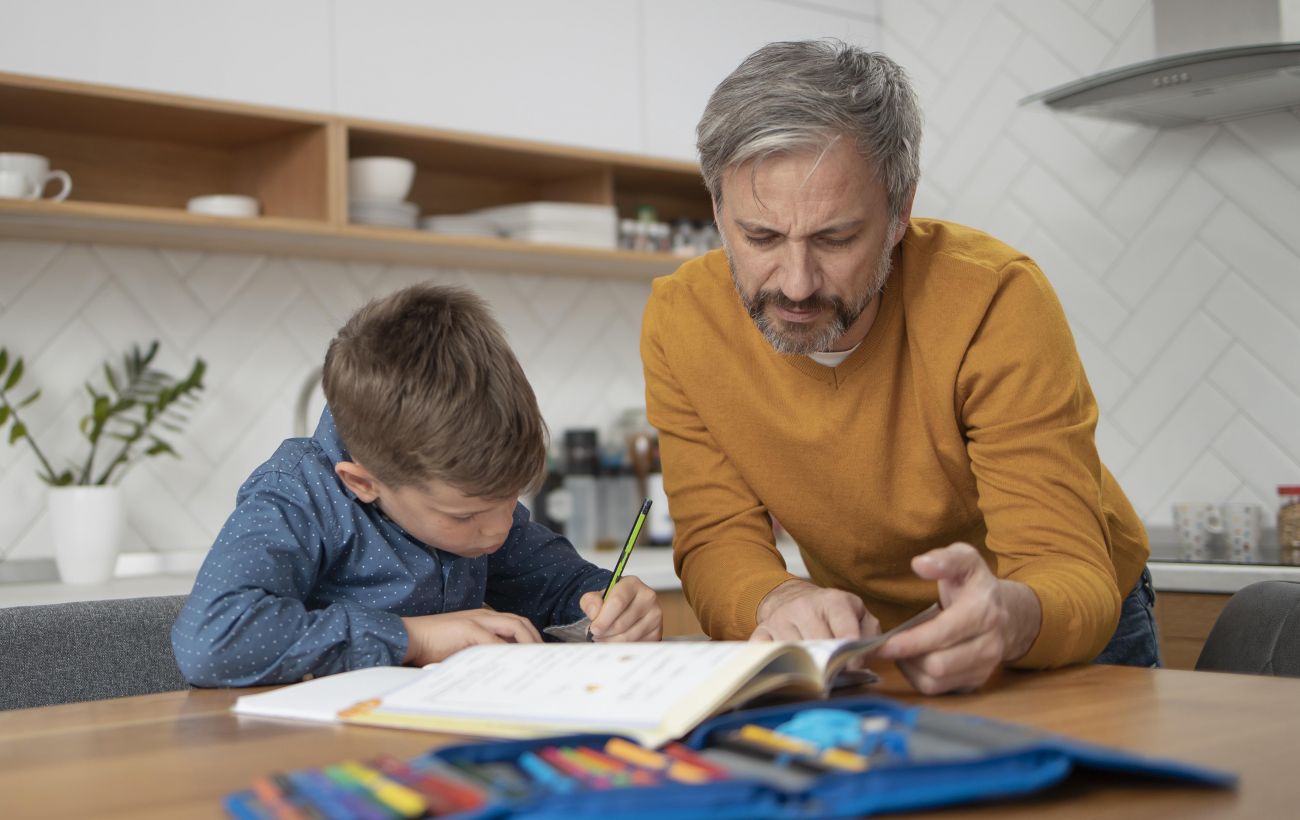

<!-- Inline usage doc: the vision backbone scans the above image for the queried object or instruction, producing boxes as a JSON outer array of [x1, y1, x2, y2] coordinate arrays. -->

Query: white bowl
[[348, 156, 416, 203], [187, 194, 259, 218]]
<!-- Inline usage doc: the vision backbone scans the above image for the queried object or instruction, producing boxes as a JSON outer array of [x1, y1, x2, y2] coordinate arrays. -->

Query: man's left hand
[[875, 543, 1041, 694]]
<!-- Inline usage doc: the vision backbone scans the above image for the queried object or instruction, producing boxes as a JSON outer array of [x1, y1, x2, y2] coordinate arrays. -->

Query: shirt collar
[[312, 406, 352, 468]]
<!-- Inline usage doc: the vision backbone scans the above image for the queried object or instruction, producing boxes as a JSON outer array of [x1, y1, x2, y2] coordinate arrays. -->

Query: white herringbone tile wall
[[3, 0, 1299, 563], [882, 0, 1300, 527], [0, 244, 653, 560]]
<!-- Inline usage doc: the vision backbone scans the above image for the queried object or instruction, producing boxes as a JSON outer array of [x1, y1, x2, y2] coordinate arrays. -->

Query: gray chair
[[0, 594, 189, 710], [1195, 580, 1300, 677]]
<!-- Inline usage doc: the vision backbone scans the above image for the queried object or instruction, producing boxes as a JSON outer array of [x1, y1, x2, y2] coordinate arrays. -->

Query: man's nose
[[778, 241, 819, 302]]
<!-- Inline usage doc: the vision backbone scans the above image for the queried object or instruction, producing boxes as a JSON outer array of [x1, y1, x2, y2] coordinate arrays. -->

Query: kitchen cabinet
[[0, 71, 707, 279], [1154, 591, 1230, 670]]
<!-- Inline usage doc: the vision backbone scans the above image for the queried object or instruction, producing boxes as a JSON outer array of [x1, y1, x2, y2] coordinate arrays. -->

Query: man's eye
[[819, 235, 854, 248], [745, 234, 778, 247]]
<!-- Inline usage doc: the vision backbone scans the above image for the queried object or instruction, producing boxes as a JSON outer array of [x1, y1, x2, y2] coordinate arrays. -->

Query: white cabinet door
[[641, 0, 881, 161], [333, 0, 643, 152], [0, 0, 332, 112]]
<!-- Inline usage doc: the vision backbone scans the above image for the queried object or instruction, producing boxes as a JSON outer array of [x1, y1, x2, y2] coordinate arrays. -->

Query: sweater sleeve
[[641, 277, 799, 639], [957, 258, 1123, 668]]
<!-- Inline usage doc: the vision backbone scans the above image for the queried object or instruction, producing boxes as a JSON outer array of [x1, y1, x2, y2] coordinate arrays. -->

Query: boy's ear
[[335, 461, 381, 502]]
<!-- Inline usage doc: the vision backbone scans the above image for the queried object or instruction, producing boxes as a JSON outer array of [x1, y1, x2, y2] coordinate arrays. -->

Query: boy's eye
[[449, 513, 477, 522]]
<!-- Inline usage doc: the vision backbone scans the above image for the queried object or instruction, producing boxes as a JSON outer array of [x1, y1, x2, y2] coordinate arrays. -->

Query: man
[[640, 40, 1158, 695]]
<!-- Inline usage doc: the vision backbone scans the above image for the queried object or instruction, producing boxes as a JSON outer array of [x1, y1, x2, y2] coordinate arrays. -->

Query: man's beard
[[731, 228, 897, 356]]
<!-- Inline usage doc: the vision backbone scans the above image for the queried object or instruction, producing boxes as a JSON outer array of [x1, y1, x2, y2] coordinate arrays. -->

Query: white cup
[[1221, 502, 1263, 563], [348, 156, 416, 203], [1172, 502, 1223, 561], [0, 152, 72, 201]]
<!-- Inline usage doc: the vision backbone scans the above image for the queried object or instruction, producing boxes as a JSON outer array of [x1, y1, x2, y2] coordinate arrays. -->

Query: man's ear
[[891, 189, 916, 246], [335, 461, 381, 502]]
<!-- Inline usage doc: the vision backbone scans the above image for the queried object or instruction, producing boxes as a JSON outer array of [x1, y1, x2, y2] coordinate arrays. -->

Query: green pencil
[[602, 498, 653, 599]]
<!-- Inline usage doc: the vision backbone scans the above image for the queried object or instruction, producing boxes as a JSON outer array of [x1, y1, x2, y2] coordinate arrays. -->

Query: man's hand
[[751, 578, 880, 641], [875, 543, 1042, 694], [401, 608, 542, 666], [581, 576, 662, 642]]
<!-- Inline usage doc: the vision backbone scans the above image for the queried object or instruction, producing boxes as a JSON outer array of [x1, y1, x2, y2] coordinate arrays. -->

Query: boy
[[172, 284, 661, 686]]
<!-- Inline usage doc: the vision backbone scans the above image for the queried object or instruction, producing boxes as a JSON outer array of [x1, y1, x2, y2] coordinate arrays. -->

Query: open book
[[233, 605, 937, 748]]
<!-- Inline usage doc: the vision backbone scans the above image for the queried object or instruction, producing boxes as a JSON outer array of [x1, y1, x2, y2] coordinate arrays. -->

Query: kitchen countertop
[[5, 531, 1298, 608]]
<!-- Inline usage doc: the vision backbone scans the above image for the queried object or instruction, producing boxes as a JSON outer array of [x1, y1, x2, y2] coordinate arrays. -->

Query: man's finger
[[876, 604, 976, 660], [911, 542, 981, 581]]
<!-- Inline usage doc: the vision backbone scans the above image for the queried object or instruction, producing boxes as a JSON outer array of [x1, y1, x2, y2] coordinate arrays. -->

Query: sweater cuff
[[1006, 569, 1119, 669], [726, 569, 803, 639]]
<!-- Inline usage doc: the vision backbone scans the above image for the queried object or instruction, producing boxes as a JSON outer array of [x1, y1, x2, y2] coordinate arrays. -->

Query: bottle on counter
[[561, 429, 601, 551], [1279, 485, 1300, 566]]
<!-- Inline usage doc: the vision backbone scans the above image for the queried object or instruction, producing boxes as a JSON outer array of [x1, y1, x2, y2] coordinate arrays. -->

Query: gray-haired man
[[641, 40, 1158, 694]]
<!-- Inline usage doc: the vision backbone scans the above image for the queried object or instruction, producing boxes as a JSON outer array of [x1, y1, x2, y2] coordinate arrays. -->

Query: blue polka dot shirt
[[170, 408, 611, 687]]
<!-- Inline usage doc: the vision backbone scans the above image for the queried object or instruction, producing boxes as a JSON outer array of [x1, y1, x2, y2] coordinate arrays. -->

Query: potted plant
[[0, 342, 205, 583]]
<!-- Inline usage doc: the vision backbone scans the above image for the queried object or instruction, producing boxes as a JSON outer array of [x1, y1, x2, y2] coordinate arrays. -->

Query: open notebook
[[233, 605, 938, 748]]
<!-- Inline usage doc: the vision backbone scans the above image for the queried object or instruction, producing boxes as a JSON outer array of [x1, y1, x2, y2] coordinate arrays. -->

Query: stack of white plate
[[472, 201, 618, 249], [349, 200, 419, 229], [420, 213, 501, 238]]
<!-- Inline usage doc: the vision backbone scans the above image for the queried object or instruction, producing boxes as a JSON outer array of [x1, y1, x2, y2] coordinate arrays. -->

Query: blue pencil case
[[415, 695, 1235, 820], [224, 695, 1235, 819]]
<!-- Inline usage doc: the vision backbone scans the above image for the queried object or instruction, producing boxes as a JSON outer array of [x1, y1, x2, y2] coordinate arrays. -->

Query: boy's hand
[[580, 576, 662, 642], [401, 608, 542, 666]]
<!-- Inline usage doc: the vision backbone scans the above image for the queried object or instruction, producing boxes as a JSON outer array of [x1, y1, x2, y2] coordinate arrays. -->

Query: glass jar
[[1279, 485, 1300, 566]]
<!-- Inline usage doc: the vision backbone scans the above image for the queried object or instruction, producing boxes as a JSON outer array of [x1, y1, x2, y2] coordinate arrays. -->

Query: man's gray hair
[[697, 39, 922, 218]]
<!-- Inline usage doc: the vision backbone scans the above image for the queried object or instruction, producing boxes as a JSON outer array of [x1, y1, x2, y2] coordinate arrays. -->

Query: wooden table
[[1, 664, 1296, 818]]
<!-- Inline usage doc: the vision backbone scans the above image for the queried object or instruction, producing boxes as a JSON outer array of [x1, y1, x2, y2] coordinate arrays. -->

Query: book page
[[797, 603, 943, 686], [233, 666, 422, 723], [370, 641, 786, 731]]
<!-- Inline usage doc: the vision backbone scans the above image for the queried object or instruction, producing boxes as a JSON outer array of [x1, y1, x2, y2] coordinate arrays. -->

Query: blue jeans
[[1094, 565, 1162, 667]]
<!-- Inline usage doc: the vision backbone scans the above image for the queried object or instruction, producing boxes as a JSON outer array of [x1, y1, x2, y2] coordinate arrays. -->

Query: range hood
[[1022, 0, 1300, 127]]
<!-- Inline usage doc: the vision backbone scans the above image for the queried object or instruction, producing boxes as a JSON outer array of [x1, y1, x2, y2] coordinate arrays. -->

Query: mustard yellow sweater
[[641, 219, 1148, 668]]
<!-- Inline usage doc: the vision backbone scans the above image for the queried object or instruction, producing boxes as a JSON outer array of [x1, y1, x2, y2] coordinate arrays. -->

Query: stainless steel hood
[[1021, 0, 1300, 127]]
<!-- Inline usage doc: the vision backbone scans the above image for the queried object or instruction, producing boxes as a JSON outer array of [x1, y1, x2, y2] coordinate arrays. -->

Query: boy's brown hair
[[322, 283, 546, 498]]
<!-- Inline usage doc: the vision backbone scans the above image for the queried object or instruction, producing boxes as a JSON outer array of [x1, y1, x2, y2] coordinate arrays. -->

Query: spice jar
[[1279, 485, 1300, 566]]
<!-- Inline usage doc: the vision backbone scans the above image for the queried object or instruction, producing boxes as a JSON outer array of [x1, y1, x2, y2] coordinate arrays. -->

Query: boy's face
[[335, 462, 518, 558]]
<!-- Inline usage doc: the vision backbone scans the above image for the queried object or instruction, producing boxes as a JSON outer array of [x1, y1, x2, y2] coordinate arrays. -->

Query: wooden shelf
[[0, 70, 708, 279], [0, 198, 688, 279]]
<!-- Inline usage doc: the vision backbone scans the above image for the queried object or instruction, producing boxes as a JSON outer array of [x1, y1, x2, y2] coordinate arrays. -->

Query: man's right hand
[[401, 608, 542, 666], [751, 579, 880, 641]]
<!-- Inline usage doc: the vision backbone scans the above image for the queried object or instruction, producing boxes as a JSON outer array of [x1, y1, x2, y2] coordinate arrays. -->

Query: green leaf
[[103, 363, 119, 393], [0, 348, 8, 375], [8, 422, 25, 445], [93, 395, 111, 424], [18, 388, 40, 408], [145, 440, 177, 457], [0, 406, 8, 426], [4, 358, 22, 391]]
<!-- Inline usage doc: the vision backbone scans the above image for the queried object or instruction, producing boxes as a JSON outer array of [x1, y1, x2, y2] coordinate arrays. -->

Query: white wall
[[0, 0, 880, 158], [0, 1, 882, 561], [882, 0, 1300, 526], [3, 0, 1296, 565]]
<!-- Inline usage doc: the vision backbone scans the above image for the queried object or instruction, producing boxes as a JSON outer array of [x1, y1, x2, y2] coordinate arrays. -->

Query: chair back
[[1195, 581, 1300, 677], [0, 595, 188, 710]]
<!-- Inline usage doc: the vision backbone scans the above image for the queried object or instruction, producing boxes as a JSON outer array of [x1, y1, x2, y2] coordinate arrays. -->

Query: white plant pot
[[48, 485, 125, 584]]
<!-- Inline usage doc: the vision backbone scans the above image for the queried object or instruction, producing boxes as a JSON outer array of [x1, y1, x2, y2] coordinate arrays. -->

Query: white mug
[[0, 152, 72, 201], [1221, 502, 1263, 563], [1172, 502, 1223, 561]]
